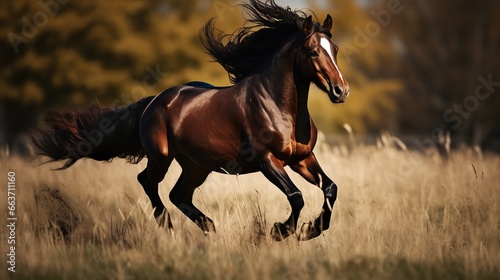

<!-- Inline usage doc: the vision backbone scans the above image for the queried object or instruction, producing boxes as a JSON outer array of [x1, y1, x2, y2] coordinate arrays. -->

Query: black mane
[[200, 0, 311, 84]]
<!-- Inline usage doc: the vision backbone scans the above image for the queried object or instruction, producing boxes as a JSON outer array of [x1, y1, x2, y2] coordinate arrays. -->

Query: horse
[[29, 0, 350, 241]]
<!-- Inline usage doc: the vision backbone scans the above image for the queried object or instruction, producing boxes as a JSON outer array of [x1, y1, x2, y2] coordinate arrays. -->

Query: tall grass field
[[1, 134, 499, 279]]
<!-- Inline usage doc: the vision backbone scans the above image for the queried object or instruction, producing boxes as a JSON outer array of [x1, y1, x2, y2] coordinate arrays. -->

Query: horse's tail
[[29, 96, 155, 170]]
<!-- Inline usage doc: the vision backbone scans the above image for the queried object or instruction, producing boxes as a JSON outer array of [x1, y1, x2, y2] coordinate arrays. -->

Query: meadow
[[1, 133, 499, 279]]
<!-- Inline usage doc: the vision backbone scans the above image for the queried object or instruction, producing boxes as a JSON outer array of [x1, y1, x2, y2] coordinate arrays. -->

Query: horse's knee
[[288, 192, 305, 211]]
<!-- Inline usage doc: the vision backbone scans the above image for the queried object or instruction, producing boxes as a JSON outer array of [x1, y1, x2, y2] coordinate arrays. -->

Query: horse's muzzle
[[327, 84, 349, 103]]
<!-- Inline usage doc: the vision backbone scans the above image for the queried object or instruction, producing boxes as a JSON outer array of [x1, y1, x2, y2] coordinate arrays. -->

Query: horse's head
[[298, 15, 350, 103]]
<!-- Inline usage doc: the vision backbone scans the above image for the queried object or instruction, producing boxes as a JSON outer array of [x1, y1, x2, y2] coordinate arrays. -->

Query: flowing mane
[[200, 0, 310, 84]]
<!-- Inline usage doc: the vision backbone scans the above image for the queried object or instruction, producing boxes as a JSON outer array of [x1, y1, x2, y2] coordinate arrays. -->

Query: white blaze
[[320, 37, 343, 80]]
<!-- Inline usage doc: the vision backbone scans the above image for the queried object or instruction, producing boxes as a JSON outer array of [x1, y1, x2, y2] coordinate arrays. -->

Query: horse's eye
[[310, 50, 319, 57]]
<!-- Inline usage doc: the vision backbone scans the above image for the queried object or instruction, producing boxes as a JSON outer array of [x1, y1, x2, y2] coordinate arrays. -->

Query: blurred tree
[[372, 0, 500, 148], [2, 0, 394, 150], [0, 0, 212, 150]]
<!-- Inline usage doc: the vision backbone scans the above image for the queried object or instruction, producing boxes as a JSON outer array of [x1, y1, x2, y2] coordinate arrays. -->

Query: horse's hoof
[[196, 217, 216, 234], [298, 222, 320, 241], [155, 211, 173, 231], [270, 222, 291, 241], [202, 221, 216, 235]]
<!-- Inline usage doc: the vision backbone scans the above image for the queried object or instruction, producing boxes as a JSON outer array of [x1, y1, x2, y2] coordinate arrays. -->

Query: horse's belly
[[176, 143, 261, 175]]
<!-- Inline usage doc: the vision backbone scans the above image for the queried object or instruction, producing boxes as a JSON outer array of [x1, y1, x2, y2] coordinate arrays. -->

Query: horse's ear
[[323, 14, 333, 32], [302, 16, 313, 35]]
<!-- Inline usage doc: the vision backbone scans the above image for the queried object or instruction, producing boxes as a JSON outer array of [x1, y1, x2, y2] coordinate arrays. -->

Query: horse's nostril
[[334, 86, 343, 97]]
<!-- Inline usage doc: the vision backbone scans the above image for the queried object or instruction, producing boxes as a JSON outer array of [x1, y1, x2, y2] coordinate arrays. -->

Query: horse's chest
[[264, 132, 314, 164]]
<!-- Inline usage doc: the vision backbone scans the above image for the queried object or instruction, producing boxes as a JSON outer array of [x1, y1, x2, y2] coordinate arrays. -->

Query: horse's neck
[[263, 48, 307, 107], [264, 49, 312, 142]]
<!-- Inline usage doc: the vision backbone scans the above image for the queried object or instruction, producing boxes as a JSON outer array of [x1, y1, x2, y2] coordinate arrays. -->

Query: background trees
[[1, 0, 499, 151], [379, 0, 500, 148]]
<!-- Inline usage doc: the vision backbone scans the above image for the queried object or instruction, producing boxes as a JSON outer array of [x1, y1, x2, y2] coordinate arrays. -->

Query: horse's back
[[184, 81, 231, 90]]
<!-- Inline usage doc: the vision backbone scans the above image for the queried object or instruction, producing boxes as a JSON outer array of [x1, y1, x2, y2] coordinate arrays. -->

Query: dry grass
[[1, 134, 499, 279]]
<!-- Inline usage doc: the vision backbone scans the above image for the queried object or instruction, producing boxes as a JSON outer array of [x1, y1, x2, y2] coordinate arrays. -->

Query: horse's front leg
[[290, 152, 338, 241], [260, 154, 305, 241]]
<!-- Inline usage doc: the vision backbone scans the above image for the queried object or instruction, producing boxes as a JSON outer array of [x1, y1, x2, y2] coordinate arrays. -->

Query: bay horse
[[30, 0, 349, 241]]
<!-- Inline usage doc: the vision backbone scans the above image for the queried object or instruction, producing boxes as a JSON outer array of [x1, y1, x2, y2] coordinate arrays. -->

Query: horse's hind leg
[[139, 103, 175, 228], [138, 156, 174, 229], [169, 161, 215, 234], [289, 152, 337, 241]]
